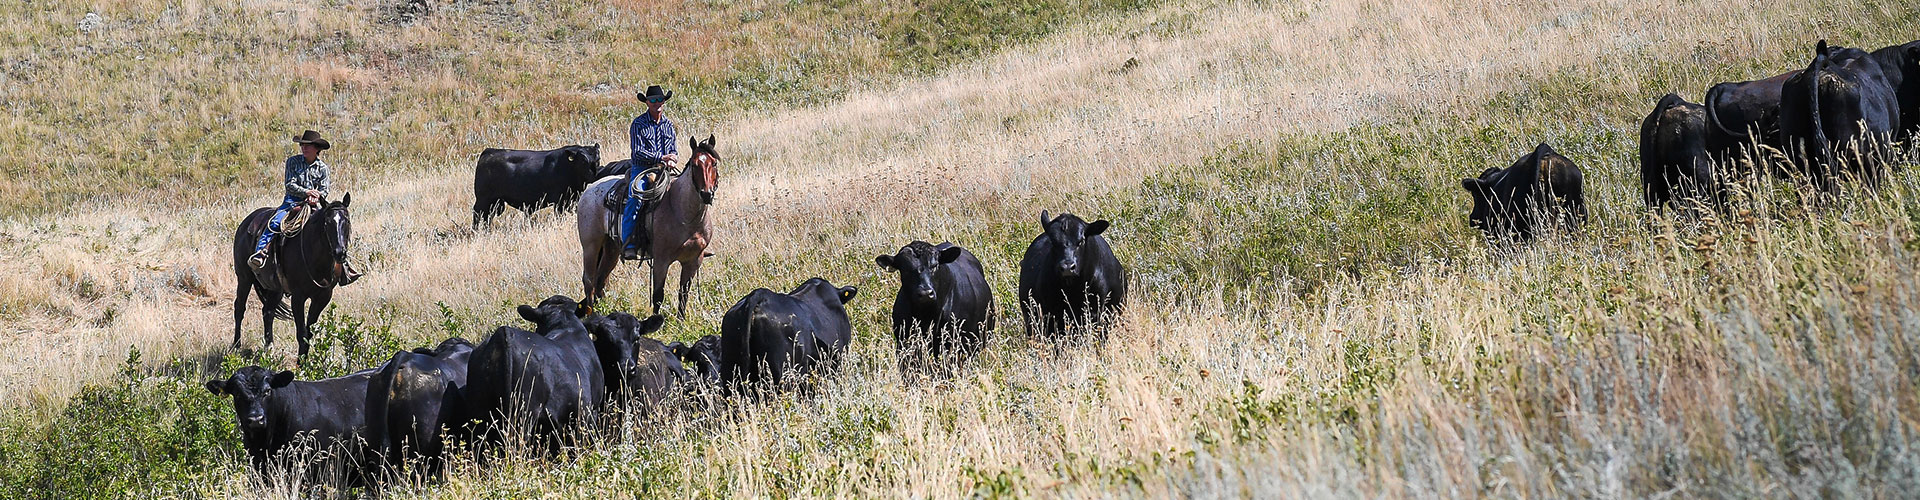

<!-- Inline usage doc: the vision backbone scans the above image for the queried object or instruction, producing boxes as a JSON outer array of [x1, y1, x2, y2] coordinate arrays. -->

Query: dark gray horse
[[578, 136, 720, 316], [231, 194, 359, 356]]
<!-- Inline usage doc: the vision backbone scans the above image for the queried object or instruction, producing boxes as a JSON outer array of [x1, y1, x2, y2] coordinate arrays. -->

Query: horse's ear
[[690, 136, 699, 149], [340, 192, 351, 208], [705, 135, 715, 149], [1040, 210, 1052, 228]]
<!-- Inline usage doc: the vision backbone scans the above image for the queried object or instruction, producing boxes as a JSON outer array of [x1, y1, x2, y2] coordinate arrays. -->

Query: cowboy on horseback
[[622, 85, 678, 261], [249, 130, 335, 270]]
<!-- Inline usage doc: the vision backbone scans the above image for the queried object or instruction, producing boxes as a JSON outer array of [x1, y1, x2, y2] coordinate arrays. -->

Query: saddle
[[601, 166, 676, 244], [251, 202, 318, 292]]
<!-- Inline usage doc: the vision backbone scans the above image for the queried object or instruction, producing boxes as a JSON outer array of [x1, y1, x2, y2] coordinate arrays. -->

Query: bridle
[[288, 204, 348, 289], [683, 149, 719, 196]]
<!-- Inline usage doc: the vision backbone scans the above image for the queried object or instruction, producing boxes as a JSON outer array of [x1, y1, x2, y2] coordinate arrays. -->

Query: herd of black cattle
[[201, 38, 1918, 487], [205, 207, 1124, 485], [1468, 39, 1917, 240]]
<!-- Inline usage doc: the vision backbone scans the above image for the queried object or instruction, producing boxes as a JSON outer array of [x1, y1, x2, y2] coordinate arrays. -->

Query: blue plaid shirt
[[629, 113, 678, 168]]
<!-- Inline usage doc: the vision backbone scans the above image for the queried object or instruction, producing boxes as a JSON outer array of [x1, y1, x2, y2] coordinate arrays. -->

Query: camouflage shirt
[[284, 154, 331, 202]]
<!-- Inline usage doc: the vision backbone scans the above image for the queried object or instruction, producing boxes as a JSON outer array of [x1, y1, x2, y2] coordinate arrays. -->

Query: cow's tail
[[1641, 94, 1682, 205], [1703, 83, 1748, 140], [363, 354, 401, 477], [1808, 40, 1833, 177]]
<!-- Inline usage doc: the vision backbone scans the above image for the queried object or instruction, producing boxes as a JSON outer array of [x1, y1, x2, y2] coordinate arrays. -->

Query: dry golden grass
[[4, 0, 1920, 497]]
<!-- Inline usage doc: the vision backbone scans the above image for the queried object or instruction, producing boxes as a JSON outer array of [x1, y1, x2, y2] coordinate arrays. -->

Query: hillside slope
[[2, 0, 1919, 497]]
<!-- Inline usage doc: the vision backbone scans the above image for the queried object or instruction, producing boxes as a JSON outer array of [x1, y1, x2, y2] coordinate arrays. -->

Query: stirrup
[[248, 251, 269, 269]]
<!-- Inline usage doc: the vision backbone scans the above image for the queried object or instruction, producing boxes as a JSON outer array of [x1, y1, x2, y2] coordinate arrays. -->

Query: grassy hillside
[[3, 0, 1920, 497], [0, 0, 1150, 216]]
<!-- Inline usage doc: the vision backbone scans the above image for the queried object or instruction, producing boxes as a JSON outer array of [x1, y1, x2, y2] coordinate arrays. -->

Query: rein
[[287, 208, 341, 290]]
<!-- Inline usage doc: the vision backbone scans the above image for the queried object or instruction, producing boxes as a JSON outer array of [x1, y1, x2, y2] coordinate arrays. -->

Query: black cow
[[580, 311, 686, 418], [669, 334, 723, 388], [472, 144, 602, 228], [1868, 40, 1920, 139], [205, 366, 377, 485], [464, 295, 605, 450], [876, 241, 995, 378], [1639, 93, 1719, 208], [1461, 143, 1587, 242], [364, 337, 474, 478], [1704, 69, 1799, 170], [1017, 212, 1127, 343], [1780, 40, 1902, 189], [719, 278, 858, 392]]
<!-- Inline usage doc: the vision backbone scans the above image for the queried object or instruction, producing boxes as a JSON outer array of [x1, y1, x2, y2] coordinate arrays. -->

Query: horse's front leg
[[290, 296, 310, 357], [676, 257, 703, 318], [650, 259, 671, 315]]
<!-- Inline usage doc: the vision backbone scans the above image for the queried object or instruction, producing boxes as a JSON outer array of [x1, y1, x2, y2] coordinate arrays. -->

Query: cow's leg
[[472, 199, 501, 229], [232, 277, 251, 349], [675, 257, 702, 318], [650, 259, 671, 315]]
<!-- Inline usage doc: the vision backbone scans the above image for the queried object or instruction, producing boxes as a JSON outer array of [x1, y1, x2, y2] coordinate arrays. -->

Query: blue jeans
[[254, 198, 298, 256], [620, 163, 658, 251]]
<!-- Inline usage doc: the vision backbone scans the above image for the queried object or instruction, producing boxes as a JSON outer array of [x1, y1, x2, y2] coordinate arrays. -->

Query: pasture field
[[2, 0, 1919, 497]]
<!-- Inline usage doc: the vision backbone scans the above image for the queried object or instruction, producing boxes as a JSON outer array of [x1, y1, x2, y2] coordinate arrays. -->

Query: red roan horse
[[578, 136, 719, 316]]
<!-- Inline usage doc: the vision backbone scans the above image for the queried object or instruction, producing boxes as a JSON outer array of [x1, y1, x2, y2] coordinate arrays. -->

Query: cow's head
[[670, 335, 723, 386], [205, 366, 295, 431], [586, 311, 668, 395], [877, 242, 964, 306], [567, 145, 602, 181], [1460, 171, 1499, 234], [518, 295, 588, 333], [413, 337, 474, 357], [1463, 145, 1554, 240], [1040, 211, 1110, 280]]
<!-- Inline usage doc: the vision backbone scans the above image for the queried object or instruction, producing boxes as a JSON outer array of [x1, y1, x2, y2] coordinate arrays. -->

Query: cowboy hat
[[637, 85, 673, 103], [292, 130, 331, 150]]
